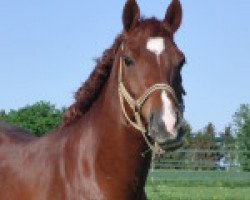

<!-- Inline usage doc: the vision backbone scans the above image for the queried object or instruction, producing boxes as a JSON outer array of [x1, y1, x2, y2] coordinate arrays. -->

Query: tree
[[203, 123, 216, 149], [181, 121, 192, 149], [0, 101, 62, 136], [221, 126, 235, 149], [233, 104, 250, 171], [0, 110, 6, 119], [185, 123, 221, 170]]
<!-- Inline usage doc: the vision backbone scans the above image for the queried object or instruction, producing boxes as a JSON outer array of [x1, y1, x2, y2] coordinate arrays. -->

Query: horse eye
[[123, 56, 134, 67]]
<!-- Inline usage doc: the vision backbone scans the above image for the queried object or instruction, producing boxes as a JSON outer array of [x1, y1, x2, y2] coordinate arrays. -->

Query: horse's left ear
[[122, 0, 140, 32], [164, 0, 182, 33]]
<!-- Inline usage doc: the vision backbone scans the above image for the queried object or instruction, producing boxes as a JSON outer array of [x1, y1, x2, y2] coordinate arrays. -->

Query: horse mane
[[62, 35, 123, 126]]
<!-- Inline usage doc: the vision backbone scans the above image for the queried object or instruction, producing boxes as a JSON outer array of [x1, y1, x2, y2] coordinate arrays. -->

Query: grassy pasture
[[146, 184, 250, 200], [146, 170, 250, 200]]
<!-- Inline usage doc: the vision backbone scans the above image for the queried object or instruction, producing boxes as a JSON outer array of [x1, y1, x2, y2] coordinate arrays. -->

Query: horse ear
[[122, 0, 140, 32], [164, 0, 182, 33]]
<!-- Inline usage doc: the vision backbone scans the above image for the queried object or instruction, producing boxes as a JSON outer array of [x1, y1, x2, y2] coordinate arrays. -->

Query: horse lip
[[147, 126, 182, 149], [154, 136, 168, 144]]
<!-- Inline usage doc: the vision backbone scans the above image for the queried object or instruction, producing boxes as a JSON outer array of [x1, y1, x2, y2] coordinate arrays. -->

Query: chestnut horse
[[0, 0, 186, 199]]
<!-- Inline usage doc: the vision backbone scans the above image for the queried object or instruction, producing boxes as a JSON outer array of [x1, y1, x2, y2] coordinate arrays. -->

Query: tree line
[[0, 101, 249, 171], [0, 101, 62, 137]]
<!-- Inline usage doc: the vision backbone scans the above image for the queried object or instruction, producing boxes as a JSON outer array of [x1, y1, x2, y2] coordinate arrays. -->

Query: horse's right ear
[[122, 0, 140, 32], [164, 0, 182, 33]]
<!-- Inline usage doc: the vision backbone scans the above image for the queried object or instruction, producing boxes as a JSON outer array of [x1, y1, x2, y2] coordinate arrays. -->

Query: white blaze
[[161, 91, 177, 138], [146, 37, 165, 60]]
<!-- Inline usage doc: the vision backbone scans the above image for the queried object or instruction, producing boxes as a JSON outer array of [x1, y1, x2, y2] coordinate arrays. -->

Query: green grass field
[[146, 171, 250, 200], [146, 183, 250, 200]]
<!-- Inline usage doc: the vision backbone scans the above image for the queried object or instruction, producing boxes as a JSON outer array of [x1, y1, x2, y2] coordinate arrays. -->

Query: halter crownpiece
[[118, 45, 184, 155]]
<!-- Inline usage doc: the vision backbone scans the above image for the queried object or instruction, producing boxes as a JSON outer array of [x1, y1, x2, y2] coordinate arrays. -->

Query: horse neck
[[61, 58, 152, 197], [88, 59, 152, 195], [97, 58, 151, 157]]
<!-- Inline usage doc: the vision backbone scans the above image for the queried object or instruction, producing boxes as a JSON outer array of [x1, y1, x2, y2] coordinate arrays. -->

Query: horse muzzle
[[147, 110, 184, 150]]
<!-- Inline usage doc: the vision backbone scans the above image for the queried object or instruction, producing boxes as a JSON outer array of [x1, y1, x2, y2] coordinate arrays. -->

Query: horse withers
[[0, 0, 186, 199]]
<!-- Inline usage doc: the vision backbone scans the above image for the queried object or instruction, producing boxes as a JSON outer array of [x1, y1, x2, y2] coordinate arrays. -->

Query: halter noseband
[[118, 46, 183, 155]]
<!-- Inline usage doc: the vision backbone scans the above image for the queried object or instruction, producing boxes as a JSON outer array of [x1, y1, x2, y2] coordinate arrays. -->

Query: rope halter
[[118, 48, 184, 156]]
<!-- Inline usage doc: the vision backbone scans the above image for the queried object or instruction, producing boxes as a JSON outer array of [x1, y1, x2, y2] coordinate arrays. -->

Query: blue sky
[[0, 0, 249, 132]]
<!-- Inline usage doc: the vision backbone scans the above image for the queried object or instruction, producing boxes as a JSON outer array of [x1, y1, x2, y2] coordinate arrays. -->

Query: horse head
[[117, 0, 186, 153]]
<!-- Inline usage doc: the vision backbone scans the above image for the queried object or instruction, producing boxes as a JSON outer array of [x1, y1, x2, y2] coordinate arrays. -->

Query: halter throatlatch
[[118, 49, 183, 156]]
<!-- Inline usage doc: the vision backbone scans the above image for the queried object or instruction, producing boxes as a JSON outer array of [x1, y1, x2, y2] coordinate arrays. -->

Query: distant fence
[[148, 149, 250, 184], [151, 149, 249, 171]]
